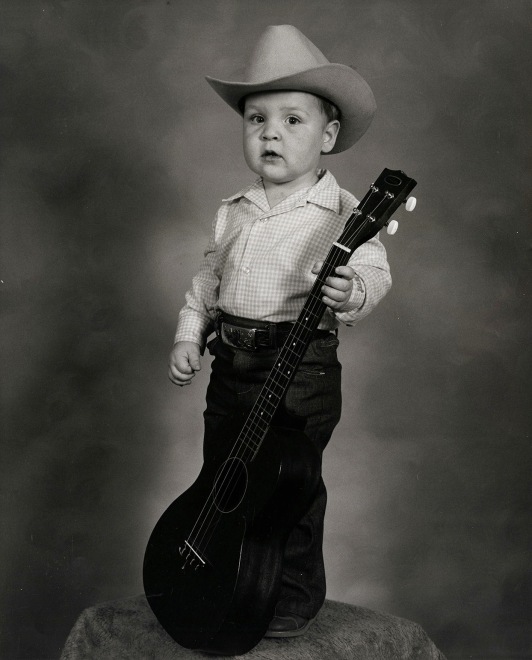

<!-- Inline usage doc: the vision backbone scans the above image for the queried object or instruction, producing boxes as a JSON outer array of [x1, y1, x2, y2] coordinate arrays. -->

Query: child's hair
[[318, 96, 341, 124]]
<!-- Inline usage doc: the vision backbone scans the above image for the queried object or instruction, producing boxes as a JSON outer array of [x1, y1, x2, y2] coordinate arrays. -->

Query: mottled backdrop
[[1, 1, 530, 658]]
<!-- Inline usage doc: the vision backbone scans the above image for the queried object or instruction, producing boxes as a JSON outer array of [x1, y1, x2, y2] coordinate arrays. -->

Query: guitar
[[143, 168, 417, 655]]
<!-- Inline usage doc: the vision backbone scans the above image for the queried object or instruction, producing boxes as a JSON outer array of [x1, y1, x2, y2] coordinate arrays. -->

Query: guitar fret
[[238, 434, 260, 453], [262, 384, 282, 401], [258, 397, 279, 412], [250, 400, 275, 421], [243, 426, 267, 447], [241, 424, 266, 448], [283, 345, 303, 363], [262, 382, 284, 400], [246, 412, 268, 430], [290, 335, 306, 346], [300, 308, 320, 321]]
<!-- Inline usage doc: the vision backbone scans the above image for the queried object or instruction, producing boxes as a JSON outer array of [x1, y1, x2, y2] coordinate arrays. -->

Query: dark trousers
[[203, 332, 342, 619]]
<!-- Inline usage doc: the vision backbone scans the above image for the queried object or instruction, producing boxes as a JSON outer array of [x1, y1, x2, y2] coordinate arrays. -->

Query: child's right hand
[[168, 341, 202, 387]]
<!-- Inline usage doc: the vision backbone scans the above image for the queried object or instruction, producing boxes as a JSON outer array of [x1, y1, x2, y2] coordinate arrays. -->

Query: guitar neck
[[237, 242, 353, 460], [234, 167, 417, 463]]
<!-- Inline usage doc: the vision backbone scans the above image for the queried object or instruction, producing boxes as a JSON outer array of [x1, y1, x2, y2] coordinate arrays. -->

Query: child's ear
[[321, 120, 340, 154]]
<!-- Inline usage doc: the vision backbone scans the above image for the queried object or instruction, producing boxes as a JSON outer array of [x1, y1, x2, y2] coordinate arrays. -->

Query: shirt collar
[[222, 178, 269, 211], [222, 169, 341, 215], [306, 170, 341, 214]]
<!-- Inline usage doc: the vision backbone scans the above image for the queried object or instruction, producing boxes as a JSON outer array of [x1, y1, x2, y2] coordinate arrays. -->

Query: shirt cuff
[[173, 332, 205, 346], [174, 311, 214, 349], [334, 271, 366, 315]]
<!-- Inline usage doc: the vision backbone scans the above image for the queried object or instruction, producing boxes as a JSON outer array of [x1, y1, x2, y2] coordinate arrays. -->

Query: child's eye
[[249, 115, 264, 124], [286, 116, 300, 125]]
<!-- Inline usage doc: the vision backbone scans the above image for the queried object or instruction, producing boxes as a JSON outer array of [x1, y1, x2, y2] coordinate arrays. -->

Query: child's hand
[[168, 341, 202, 387], [312, 261, 355, 312]]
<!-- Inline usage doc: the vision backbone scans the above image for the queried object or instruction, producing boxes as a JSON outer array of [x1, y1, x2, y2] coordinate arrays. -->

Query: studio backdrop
[[1, 1, 530, 658]]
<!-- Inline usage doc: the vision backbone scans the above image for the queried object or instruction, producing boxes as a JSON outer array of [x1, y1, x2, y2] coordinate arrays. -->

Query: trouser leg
[[203, 334, 342, 619], [275, 338, 342, 619]]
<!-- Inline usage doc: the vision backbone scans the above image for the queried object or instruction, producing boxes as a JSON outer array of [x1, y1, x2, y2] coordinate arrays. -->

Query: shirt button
[[241, 266, 251, 274]]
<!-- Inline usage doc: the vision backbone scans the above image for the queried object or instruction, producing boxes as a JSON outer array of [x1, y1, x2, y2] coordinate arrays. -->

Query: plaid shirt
[[175, 170, 391, 346]]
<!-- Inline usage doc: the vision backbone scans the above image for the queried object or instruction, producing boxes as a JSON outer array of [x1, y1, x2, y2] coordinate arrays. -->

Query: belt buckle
[[221, 322, 257, 351]]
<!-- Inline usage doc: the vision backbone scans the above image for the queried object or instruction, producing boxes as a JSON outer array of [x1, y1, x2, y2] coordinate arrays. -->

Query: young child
[[168, 25, 391, 637]]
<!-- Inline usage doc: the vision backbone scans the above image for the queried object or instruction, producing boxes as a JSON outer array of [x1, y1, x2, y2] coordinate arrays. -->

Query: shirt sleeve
[[173, 209, 223, 347], [329, 233, 392, 326]]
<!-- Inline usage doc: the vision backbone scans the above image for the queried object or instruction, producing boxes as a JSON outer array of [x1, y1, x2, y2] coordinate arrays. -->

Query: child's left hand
[[312, 261, 355, 312]]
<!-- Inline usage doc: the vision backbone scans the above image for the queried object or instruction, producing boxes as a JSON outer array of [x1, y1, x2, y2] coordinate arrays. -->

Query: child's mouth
[[262, 150, 282, 160]]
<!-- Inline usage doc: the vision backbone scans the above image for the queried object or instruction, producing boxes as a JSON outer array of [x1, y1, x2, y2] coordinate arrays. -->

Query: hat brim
[[205, 63, 376, 154]]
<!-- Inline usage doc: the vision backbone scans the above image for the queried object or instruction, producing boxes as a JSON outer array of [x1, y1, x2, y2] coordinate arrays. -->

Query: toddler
[[168, 25, 391, 637]]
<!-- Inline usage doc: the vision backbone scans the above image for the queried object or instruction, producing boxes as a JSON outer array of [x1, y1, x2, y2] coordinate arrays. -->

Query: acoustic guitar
[[143, 168, 417, 655]]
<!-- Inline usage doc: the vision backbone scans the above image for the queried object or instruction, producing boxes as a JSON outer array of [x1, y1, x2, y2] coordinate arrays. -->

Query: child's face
[[242, 91, 339, 190]]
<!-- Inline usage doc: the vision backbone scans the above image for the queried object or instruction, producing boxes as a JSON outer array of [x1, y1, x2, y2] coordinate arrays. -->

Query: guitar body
[[143, 411, 321, 656]]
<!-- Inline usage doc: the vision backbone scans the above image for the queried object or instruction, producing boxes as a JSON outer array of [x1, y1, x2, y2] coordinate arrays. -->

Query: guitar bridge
[[179, 540, 206, 571]]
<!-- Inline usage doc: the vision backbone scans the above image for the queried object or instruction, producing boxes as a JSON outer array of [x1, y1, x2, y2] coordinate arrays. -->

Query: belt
[[215, 311, 333, 351]]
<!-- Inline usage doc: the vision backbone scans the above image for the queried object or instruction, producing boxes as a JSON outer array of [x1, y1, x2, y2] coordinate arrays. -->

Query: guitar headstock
[[339, 168, 417, 252]]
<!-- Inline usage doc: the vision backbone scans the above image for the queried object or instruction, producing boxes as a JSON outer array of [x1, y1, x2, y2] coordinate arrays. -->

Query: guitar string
[[185, 207, 378, 560], [181, 180, 408, 565], [177, 309, 322, 563], [178, 181, 401, 562], [186, 294, 332, 556], [184, 191, 389, 561], [185, 253, 354, 556], [185, 252, 347, 559], [185, 211, 376, 560]]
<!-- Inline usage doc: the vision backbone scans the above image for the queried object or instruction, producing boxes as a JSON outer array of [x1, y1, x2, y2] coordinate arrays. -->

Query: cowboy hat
[[205, 25, 376, 154]]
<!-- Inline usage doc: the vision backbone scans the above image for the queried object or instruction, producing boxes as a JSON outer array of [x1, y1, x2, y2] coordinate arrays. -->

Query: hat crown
[[245, 25, 330, 83]]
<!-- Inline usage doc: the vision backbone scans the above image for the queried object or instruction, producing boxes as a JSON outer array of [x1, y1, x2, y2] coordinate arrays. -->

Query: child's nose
[[260, 121, 281, 140]]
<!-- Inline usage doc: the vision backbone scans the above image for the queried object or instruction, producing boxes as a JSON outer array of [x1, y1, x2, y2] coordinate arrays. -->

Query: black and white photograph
[[1, 2, 530, 658]]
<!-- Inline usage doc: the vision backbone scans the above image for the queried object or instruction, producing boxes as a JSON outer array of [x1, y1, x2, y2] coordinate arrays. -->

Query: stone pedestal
[[60, 594, 446, 659]]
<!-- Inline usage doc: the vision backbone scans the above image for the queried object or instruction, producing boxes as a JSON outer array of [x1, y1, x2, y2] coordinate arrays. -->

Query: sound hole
[[213, 457, 248, 513]]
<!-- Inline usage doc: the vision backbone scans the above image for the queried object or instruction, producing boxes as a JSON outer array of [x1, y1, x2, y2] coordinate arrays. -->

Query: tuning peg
[[386, 219, 399, 235], [405, 196, 417, 212]]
